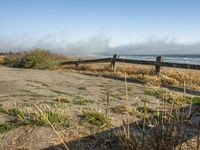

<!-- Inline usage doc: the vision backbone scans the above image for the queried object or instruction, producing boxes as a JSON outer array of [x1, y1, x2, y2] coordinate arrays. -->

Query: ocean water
[[120, 55, 200, 65], [90, 54, 200, 65]]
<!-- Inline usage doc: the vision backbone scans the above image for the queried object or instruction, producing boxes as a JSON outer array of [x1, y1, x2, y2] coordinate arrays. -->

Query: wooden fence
[[60, 54, 200, 76]]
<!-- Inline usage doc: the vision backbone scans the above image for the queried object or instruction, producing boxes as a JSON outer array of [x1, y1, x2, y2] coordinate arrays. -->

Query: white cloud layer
[[0, 35, 200, 55]]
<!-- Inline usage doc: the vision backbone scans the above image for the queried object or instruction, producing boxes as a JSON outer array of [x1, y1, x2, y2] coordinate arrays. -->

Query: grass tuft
[[8, 107, 25, 119], [144, 88, 166, 97], [81, 111, 111, 127], [0, 122, 17, 133], [55, 97, 70, 103], [111, 105, 128, 114], [30, 110, 70, 128], [0, 105, 70, 132], [73, 97, 94, 105], [184, 96, 200, 105], [191, 97, 200, 105]]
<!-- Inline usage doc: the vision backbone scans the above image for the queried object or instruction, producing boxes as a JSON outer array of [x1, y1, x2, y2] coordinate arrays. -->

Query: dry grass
[[35, 104, 69, 150], [112, 76, 200, 150], [2, 50, 200, 90], [0, 55, 5, 64], [111, 105, 129, 114], [162, 68, 200, 89], [62, 63, 200, 90]]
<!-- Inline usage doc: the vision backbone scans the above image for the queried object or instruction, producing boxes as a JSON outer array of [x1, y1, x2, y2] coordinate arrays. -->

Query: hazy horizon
[[0, 0, 200, 55]]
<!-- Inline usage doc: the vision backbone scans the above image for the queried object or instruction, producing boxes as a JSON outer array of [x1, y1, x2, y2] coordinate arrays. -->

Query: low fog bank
[[0, 36, 200, 55]]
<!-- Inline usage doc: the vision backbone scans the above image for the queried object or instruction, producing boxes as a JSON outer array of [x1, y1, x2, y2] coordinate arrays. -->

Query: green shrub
[[14, 49, 50, 68], [3, 49, 64, 69]]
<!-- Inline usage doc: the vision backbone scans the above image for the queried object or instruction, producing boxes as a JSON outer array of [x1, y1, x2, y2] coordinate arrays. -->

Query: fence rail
[[61, 58, 112, 65], [60, 54, 200, 76]]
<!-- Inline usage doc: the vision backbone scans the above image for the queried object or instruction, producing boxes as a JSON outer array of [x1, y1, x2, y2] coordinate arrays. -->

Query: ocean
[[91, 54, 200, 65], [120, 55, 200, 65]]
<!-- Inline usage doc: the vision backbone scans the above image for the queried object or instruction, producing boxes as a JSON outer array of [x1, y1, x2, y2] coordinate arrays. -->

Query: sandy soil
[[0, 65, 163, 149], [0, 65, 199, 150]]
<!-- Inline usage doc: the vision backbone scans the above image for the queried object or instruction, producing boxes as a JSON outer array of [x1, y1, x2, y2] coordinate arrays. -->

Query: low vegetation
[[111, 105, 128, 114], [145, 87, 200, 105], [0, 122, 17, 133], [144, 88, 166, 97], [0, 55, 5, 64], [116, 106, 200, 150], [55, 97, 70, 103], [62, 63, 200, 90], [1, 49, 66, 69], [0, 105, 70, 133], [1, 49, 200, 90], [8, 107, 25, 118], [0, 49, 200, 149], [190, 96, 200, 105], [81, 111, 111, 128], [73, 97, 94, 105], [30, 110, 70, 128]]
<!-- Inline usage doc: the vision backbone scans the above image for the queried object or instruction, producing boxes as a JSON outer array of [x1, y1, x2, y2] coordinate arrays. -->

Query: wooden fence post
[[75, 59, 81, 67], [155, 56, 163, 76], [110, 54, 119, 72]]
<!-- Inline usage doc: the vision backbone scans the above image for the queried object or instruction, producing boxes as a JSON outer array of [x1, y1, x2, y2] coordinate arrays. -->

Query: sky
[[0, 0, 200, 55]]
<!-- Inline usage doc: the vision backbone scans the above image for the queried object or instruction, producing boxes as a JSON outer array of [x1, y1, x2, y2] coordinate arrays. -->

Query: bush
[[3, 49, 64, 69]]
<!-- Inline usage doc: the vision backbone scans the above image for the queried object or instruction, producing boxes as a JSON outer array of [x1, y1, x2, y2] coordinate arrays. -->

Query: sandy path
[[0, 66, 166, 149]]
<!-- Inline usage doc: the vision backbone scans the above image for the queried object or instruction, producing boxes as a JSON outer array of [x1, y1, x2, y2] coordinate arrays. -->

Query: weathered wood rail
[[60, 54, 200, 76], [61, 58, 112, 65]]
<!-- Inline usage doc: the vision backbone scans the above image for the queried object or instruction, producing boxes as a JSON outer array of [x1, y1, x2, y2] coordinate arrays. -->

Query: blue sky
[[0, 0, 200, 54]]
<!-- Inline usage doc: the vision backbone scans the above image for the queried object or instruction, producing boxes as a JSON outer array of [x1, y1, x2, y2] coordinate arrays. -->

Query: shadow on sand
[[42, 105, 200, 150]]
